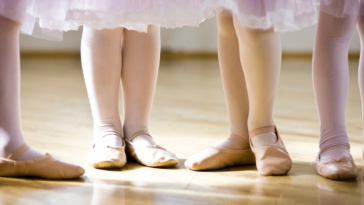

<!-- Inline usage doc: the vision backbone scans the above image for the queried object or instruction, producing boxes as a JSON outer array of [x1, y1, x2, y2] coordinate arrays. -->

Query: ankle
[[217, 139, 246, 150], [250, 132, 277, 148], [247, 121, 275, 132], [94, 135, 123, 149], [123, 125, 148, 139], [0, 140, 25, 158], [94, 124, 122, 141], [319, 145, 351, 162]]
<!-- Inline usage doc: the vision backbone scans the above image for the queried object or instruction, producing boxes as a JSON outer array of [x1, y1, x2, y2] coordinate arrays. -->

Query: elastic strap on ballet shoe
[[249, 125, 276, 138], [7, 144, 31, 160], [228, 134, 249, 148], [128, 130, 152, 142], [92, 132, 124, 148]]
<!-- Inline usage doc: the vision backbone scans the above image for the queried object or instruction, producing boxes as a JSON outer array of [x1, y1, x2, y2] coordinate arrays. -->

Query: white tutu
[[1, 0, 319, 34], [318, 0, 363, 17]]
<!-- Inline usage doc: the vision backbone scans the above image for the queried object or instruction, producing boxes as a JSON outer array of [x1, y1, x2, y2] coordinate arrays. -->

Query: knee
[[357, 16, 364, 43], [217, 12, 237, 37], [234, 23, 277, 44], [82, 27, 123, 47], [0, 15, 21, 35], [317, 11, 356, 41], [146, 25, 160, 35]]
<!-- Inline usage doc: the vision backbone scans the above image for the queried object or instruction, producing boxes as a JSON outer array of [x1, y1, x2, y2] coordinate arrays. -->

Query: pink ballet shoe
[[315, 152, 358, 181], [249, 125, 292, 176], [125, 131, 179, 167], [0, 144, 84, 179], [87, 135, 127, 169], [185, 134, 255, 171]]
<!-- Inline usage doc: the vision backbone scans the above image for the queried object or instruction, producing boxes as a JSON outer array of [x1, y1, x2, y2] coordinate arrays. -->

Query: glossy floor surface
[[0, 57, 363, 205]]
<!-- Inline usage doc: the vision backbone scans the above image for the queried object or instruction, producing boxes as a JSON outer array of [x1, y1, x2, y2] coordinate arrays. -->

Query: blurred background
[[19, 17, 360, 56]]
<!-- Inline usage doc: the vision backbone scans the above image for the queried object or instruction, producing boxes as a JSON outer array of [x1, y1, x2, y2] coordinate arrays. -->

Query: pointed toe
[[316, 156, 358, 180]]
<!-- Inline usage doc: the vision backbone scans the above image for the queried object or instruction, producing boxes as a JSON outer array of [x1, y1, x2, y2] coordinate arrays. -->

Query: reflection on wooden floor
[[0, 58, 363, 205]]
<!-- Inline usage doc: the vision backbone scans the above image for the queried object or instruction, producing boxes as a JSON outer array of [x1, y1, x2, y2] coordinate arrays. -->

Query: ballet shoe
[[249, 125, 292, 176], [0, 144, 84, 179], [87, 134, 127, 169], [185, 134, 255, 171], [124, 131, 179, 167], [315, 150, 358, 181]]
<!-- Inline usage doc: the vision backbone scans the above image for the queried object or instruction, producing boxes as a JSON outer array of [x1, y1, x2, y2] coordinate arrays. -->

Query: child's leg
[[121, 26, 160, 146], [184, 13, 255, 170], [81, 27, 124, 148], [216, 12, 250, 150], [313, 10, 357, 162], [233, 19, 282, 147], [0, 15, 44, 160], [358, 8, 364, 153]]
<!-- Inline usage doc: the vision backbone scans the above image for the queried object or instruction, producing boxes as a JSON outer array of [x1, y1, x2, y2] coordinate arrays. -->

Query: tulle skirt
[[318, 0, 363, 17], [1, 0, 319, 34]]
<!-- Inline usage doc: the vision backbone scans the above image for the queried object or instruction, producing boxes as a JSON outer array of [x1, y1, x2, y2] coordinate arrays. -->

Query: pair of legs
[[217, 12, 281, 150], [313, 8, 364, 163], [0, 15, 84, 179], [81, 26, 160, 151], [185, 12, 290, 175]]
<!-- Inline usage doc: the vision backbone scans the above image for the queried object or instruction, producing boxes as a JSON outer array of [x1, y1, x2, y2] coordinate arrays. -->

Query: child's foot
[[0, 144, 84, 179], [94, 135, 124, 149], [185, 134, 255, 171], [127, 134, 157, 147], [16, 147, 45, 160], [250, 132, 277, 148], [88, 134, 127, 169], [216, 138, 247, 150], [124, 131, 179, 167], [319, 145, 352, 163], [316, 145, 358, 180], [249, 126, 292, 176]]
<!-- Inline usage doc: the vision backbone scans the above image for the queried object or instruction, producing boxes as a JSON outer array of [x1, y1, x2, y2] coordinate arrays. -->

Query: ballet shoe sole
[[317, 171, 358, 181], [92, 161, 125, 169], [143, 160, 179, 168]]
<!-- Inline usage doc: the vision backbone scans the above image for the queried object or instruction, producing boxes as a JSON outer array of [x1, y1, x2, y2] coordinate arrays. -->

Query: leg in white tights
[[121, 26, 160, 146], [0, 15, 44, 160], [81, 26, 160, 149], [81, 27, 124, 149]]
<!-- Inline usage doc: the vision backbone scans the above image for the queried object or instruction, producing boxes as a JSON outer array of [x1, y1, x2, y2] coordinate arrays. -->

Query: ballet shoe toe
[[0, 144, 85, 179], [316, 157, 358, 180], [54, 160, 85, 179], [184, 157, 201, 170], [257, 155, 291, 176], [185, 146, 255, 171]]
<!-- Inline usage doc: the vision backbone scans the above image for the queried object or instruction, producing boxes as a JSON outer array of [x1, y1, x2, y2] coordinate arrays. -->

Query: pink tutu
[[0, 0, 63, 39], [318, 0, 363, 17], [200, 0, 319, 32], [2, 0, 319, 34]]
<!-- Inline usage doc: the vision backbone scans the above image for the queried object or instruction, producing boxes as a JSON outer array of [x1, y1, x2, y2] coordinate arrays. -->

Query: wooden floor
[[0, 57, 363, 205]]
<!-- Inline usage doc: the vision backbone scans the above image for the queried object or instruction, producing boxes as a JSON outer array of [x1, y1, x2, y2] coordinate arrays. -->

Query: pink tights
[[313, 5, 364, 161]]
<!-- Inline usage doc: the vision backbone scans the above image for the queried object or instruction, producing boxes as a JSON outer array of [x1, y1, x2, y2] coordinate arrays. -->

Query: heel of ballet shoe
[[124, 131, 179, 167], [249, 125, 292, 176]]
